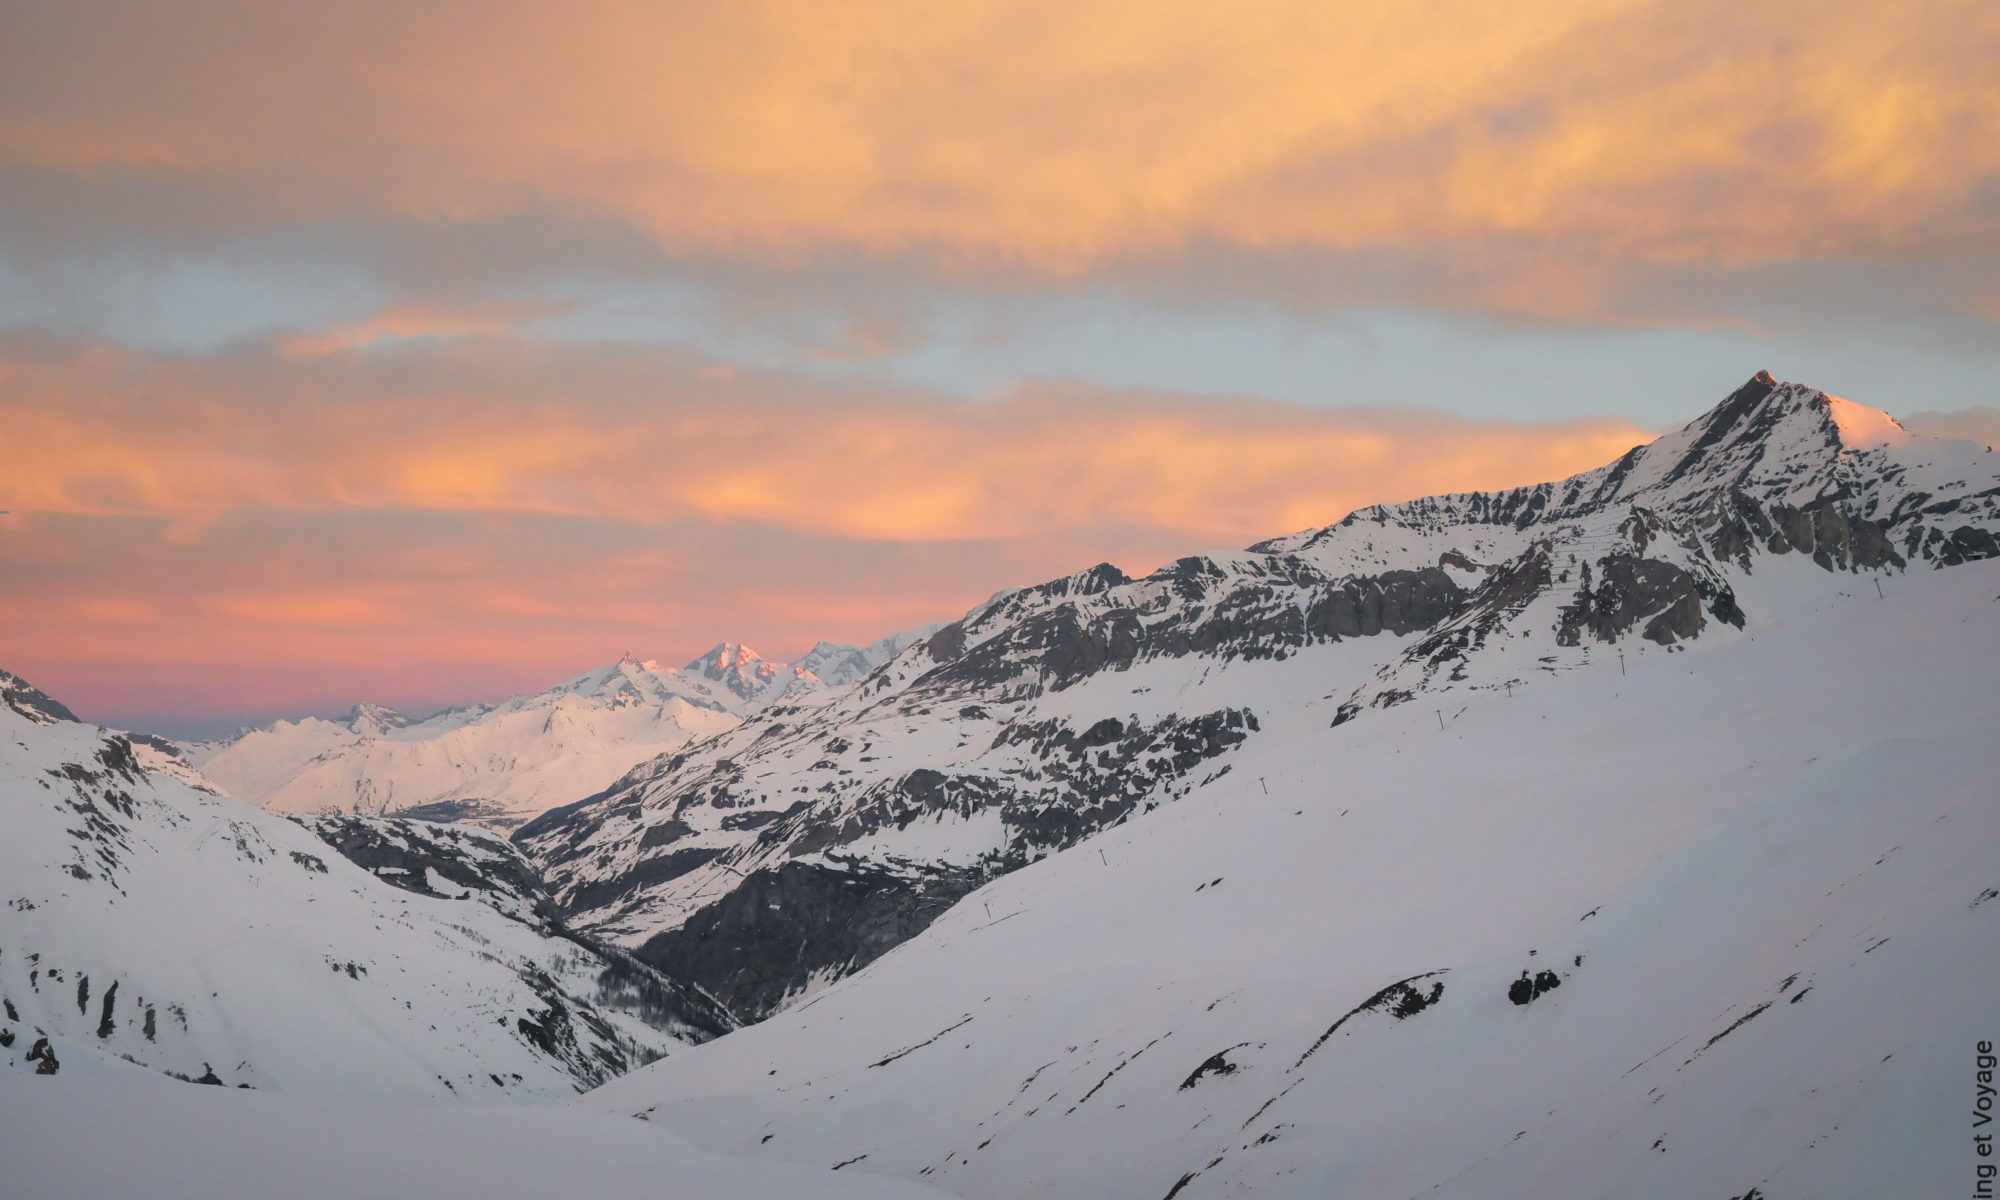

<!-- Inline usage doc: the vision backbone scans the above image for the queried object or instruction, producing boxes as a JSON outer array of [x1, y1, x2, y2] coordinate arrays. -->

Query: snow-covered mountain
[[794, 625, 951, 689], [188, 638, 925, 830], [515, 373, 2000, 1023], [581, 551, 2000, 1199], [0, 672, 726, 1099]]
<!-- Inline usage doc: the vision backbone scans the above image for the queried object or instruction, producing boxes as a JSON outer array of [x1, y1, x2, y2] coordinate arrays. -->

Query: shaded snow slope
[[0, 698, 718, 1099], [584, 555, 2000, 1200], [0, 1068, 954, 1200], [518, 374, 2000, 1023]]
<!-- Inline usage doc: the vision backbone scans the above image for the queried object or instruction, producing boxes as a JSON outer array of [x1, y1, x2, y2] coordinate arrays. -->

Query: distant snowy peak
[[0, 670, 78, 726], [552, 655, 725, 712], [186, 622, 961, 833], [682, 642, 807, 708], [793, 623, 951, 689], [557, 643, 850, 715], [676, 630, 950, 710], [343, 701, 411, 738]]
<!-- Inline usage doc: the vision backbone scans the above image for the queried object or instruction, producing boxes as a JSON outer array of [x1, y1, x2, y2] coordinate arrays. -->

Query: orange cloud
[[4, 0, 1994, 307], [0, 338, 1647, 546], [0, 335, 1652, 728], [273, 301, 566, 357]]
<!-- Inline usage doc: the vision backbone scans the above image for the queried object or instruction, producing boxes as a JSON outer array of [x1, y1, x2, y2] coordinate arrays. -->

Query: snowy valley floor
[[0, 1065, 947, 1200]]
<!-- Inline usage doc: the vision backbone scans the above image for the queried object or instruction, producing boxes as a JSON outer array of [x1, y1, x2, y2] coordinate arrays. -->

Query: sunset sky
[[4, 0, 1998, 735]]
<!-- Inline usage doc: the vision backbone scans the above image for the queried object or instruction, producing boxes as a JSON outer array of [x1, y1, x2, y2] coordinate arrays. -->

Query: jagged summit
[[684, 642, 782, 698], [343, 701, 411, 738], [1259, 372, 1994, 567], [686, 641, 763, 672], [0, 670, 79, 726]]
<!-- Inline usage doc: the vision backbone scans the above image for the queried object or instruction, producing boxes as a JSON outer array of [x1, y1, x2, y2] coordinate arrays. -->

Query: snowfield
[[0, 1067, 952, 1200], [582, 555, 2000, 1199]]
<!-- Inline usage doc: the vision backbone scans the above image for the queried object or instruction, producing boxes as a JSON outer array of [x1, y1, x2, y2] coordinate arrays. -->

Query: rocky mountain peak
[[343, 701, 411, 738], [686, 641, 765, 675], [1, 670, 80, 726], [684, 642, 791, 705]]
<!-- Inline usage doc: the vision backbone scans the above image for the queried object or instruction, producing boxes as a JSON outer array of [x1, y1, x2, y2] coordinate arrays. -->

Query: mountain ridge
[[0, 694, 723, 1098], [513, 373, 2000, 1024], [187, 634, 932, 830]]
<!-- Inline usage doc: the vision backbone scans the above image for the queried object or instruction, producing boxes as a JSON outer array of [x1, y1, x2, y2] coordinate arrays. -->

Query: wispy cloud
[[1904, 407, 2000, 450], [0, 337, 1647, 541], [272, 300, 569, 357]]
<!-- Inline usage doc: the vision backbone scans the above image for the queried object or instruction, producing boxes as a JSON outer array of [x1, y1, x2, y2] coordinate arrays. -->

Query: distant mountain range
[[185, 630, 941, 831]]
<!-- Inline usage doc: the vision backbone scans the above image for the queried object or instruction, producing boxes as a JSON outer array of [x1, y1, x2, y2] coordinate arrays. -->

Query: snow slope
[[518, 373, 2000, 1023], [0, 1067, 953, 1200], [188, 641, 920, 830], [0, 678, 721, 1100], [583, 554, 2000, 1200]]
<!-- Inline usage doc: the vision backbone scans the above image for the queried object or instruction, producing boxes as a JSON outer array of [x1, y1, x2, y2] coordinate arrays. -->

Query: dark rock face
[[577, 708, 1260, 1021], [1768, 499, 1906, 572], [1930, 524, 2000, 566], [389, 797, 522, 827], [1179, 1049, 1244, 1090], [1, 672, 80, 726], [296, 813, 735, 1041], [916, 565, 1465, 701], [1653, 370, 1782, 492], [1294, 972, 1448, 1069], [27, 1037, 60, 1074], [1556, 553, 1742, 647], [1508, 969, 1563, 1006], [637, 860, 986, 1022], [297, 814, 564, 930], [760, 709, 1258, 864], [561, 847, 728, 915]]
